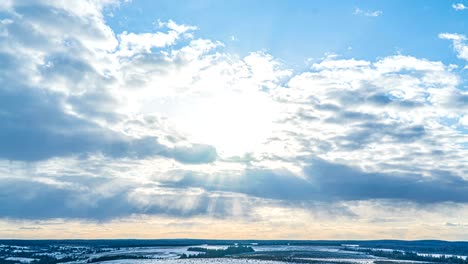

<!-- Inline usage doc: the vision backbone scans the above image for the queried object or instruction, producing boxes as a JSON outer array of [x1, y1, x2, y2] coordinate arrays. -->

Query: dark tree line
[[181, 245, 255, 258]]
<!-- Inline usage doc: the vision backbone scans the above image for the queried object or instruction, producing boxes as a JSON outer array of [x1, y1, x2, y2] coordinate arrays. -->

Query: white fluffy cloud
[[117, 20, 197, 57], [452, 3, 467, 10], [440, 33, 468, 61]]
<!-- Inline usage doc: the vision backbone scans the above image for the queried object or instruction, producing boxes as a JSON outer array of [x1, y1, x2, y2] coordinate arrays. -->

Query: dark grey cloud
[[171, 144, 218, 164], [365, 93, 423, 109], [367, 93, 393, 105], [0, 86, 216, 163], [0, 177, 135, 220], [165, 169, 312, 201], [162, 158, 468, 204], [1, 157, 467, 220], [330, 122, 426, 151], [325, 110, 377, 124], [294, 99, 427, 151], [11, 3, 115, 50], [305, 159, 468, 203], [40, 52, 98, 84], [0, 176, 248, 220], [0, 85, 114, 161], [67, 89, 123, 123], [445, 92, 468, 110]]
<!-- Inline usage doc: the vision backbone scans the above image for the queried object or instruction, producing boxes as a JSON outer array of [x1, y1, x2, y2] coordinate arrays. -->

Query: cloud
[[0, 176, 251, 220], [0, 1, 217, 164], [354, 7, 383, 17], [0, 83, 216, 163], [305, 159, 468, 203], [452, 3, 467, 10], [439, 33, 468, 61], [117, 20, 197, 57], [0, 0, 467, 231], [275, 54, 464, 162], [160, 158, 468, 204], [445, 222, 468, 227]]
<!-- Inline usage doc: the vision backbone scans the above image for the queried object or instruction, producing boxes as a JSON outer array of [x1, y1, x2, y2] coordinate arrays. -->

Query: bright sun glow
[[141, 88, 279, 157], [173, 90, 278, 157]]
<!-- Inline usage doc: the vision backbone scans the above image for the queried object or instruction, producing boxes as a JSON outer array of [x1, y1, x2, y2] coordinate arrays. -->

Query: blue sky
[[0, 0, 468, 239], [105, 0, 468, 68]]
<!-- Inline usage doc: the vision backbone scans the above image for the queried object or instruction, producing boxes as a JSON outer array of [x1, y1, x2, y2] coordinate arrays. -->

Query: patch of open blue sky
[[105, 0, 468, 71]]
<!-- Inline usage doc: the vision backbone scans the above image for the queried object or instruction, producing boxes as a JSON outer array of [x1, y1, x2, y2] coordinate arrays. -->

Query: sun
[[168, 89, 278, 157]]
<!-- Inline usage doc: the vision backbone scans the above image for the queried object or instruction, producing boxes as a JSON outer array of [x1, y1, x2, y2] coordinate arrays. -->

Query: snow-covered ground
[[416, 253, 467, 260], [2, 243, 467, 264], [356, 247, 468, 261], [85, 246, 202, 260], [252, 245, 350, 252], [4, 257, 38, 263], [96, 258, 292, 264], [34, 251, 70, 259], [296, 257, 377, 264]]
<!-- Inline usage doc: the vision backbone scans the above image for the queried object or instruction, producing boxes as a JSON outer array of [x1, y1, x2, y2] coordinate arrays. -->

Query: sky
[[0, 0, 468, 240]]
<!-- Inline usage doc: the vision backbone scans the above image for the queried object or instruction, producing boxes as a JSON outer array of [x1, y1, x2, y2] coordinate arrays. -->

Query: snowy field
[[95, 259, 291, 264], [2, 241, 468, 264]]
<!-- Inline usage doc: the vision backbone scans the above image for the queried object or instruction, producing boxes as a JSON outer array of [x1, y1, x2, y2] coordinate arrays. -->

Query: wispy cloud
[[452, 3, 467, 10], [354, 7, 383, 17], [439, 33, 468, 61]]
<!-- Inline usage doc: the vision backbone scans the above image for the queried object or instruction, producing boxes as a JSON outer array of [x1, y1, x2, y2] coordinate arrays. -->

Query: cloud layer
[[0, 0, 467, 238]]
